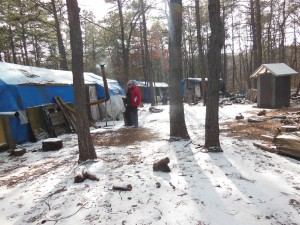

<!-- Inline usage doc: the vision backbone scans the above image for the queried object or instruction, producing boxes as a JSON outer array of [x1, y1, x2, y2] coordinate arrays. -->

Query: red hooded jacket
[[130, 85, 141, 107]]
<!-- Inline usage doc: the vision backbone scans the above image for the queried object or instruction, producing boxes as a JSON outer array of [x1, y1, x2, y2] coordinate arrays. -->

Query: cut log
[[274, 133, 300, 159], [82, 168, 99, 181], [42, 138, 63, 151], [248, 118, 263, 123], [74, 167, 99, 183], [260, 135, 274, 142], [281, 125, 297, 132], [153, 157, 171, 172], [12, 148, 26, 156], [257, 109, 266, 116], [112, 184, 132, 191], [273, 115, 287, 119], [74, 170, 85, 183], [253, 142, 276, 153]]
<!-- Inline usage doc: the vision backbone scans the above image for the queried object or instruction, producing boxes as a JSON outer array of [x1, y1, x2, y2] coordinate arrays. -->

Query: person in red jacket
[[125, 80, 141, 128]]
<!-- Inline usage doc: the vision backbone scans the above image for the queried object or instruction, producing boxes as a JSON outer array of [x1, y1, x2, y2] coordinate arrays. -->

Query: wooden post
[[3, 118, 16, 150]]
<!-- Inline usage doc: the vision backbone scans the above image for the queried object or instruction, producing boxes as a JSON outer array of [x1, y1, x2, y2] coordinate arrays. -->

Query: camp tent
[[181, 78, 203, 99], [181, 77, 225, 100], [131, 80, 169, 103], [0, 62, 124, 144]]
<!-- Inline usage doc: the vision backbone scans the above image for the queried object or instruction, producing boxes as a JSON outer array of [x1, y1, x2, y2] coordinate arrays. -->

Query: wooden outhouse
[[250, 63, 298, 108]]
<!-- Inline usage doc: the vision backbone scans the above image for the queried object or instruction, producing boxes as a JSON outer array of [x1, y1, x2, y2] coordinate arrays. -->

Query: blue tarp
[[0, 62, 125, 144], [131, 80, 169, 103], [181, 78, 202, 96]]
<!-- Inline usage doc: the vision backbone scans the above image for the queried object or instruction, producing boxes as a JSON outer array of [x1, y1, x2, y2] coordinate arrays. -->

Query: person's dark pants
[[124, 106, 133, 126], [130, 106, 138, 128]]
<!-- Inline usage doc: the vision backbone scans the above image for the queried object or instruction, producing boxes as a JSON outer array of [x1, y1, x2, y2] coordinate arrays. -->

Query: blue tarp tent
[[181, 78, 203, 98], [0, 62, 124, 144], [131, 80, 169, 103]]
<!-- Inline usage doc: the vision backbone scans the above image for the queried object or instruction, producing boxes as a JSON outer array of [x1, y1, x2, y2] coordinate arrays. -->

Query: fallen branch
[[42, 202, 89, 224]]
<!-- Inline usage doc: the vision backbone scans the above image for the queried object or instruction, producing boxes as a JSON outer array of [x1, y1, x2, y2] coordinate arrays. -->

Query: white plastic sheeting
[[99, 95, 125, 122]]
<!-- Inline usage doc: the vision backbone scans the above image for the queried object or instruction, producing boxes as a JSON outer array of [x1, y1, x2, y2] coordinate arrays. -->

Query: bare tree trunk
[[51, 0, 68, 70], [279, 0, 286, 63], [9, 26, 17, 64], [141, 0, 155, 106], [33, 35, 40, 67], [205, 0, 224, 151], [255, 0, 262, 66], [195, 0, 207, 105], [221, 2, 227, 93], [139, 22, 147, 83], [168, 0, 190, 140], [250, 0, 258, 71], [117, 0, 129, 86], [66, 0, 97, 162], [21, 23, 29, 65], [266, 0, 273, 63]]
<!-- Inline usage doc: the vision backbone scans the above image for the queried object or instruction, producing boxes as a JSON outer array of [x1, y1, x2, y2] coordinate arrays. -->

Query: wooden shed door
[[257, 73, 272, 108]]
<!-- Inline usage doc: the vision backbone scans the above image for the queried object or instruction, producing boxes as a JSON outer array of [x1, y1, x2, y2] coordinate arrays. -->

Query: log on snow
[[12, 148, 26, 156], [112, 184, 132, 191], [74, 167, 99, 183], [274, 133, 300, 159], [253, 142, 277, 153], [42, 138, 63, 151], [153, 157, 171, 172]]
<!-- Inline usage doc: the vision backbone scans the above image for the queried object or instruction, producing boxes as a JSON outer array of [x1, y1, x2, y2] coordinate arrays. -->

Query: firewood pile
[[248, 110, 300, 159], [223, 108, 300, 160]]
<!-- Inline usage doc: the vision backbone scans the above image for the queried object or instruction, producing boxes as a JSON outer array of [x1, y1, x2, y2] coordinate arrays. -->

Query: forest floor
[[0, 102, 299, 225]]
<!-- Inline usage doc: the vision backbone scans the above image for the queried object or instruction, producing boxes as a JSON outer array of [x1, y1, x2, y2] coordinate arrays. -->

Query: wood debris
[[74, 167, 99, 183], [112, 184, 132, 191], [153, 157, 171, 172]]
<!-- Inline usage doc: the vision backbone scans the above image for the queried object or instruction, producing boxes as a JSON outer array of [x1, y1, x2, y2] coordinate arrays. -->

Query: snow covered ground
[[0, 103, 299, 225]]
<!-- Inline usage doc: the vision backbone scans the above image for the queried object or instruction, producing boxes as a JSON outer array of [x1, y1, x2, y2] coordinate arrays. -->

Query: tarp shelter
[[250, 63, 298, 108], [0, 62, 125, 145], [182, 78, 204, 99], [131, 80, 168, 103]]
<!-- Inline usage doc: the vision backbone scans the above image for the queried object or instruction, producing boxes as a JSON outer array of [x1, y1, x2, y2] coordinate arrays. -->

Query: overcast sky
[[77, 0, 113, 20]]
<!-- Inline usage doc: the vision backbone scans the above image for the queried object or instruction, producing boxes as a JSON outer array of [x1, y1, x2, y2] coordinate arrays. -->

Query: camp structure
[[0, 62, 125, 148], [182, 78, 203, 100], [131, 80, 169, 103], [250, 63, 298, 108]]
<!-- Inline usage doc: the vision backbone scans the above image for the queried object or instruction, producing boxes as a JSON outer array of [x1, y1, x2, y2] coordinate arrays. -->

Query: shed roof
[[250, 63, 298, 78]]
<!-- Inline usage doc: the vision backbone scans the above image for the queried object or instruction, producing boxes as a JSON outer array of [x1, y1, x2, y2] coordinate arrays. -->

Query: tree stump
[[42, 138, 63, 151], [153, 157, 171, 172], [12, 148, 26, 156]]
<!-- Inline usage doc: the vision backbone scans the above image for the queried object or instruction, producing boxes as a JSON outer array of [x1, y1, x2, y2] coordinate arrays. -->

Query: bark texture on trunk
[[168, 0, 190, 140], [205, 0, 224, 151], [66, 0, 97, 162]]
